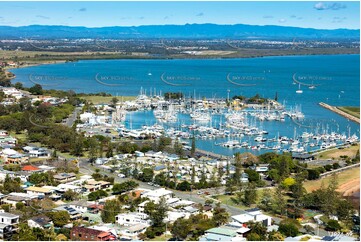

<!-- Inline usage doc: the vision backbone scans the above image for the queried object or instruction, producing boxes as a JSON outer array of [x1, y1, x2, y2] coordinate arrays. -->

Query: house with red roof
[[22, 165, 40, 172]]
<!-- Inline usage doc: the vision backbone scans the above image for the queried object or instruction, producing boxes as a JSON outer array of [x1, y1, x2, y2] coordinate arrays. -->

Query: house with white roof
[[141, 188, 173, 203], [231, 208, 272, 227], [116, 212, 150, 227], [120, 223, 149, 240]]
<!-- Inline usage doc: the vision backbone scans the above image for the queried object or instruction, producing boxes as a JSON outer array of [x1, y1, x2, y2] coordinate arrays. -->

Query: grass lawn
[[316, 144, 359, 159], [337, 106, 360, 119], [9, 131, 28, 143], [149, 234, 173, 241], [304, 167, 360, 192], [79, 95, 136, 104], [213, 189, 272, 210], [0, 50, 117, 60]]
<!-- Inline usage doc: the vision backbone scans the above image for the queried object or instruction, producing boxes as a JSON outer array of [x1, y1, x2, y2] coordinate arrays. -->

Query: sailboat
[[296, 83, 303, 94], [309, 81, 316, 89]]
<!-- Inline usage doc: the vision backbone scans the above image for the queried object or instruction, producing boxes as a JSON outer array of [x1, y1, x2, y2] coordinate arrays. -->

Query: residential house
[[70, 226, 116, 241], [53, 173, 76, 183], [231, 208, 273, 227], [28, 215, 53, 229], [141, 188, 173, 203], [53, 205, 82, 220], [250, 164, 269, 173], [1, 192, 38, 207], [0, 131, 17, 147], [56, 183, 82, 194], [0, 211, 19, 226], [22, 146, 50, 158], [22, 165, 41, 173], [86, 179, 111, 190], [200, 227, 246, 241], [68, 200, 94, 213], [0, 87, 24, 100], [116, 212, 150, 227], [120, 224, 149, 240], [25, 186, 54, 197], [0, 211, 19, 239], [0, 148, 28, 164]]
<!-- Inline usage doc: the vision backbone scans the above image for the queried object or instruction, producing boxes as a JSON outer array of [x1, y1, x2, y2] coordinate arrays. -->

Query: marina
[[11, 54, 360, 156], [75, 88, 359, 156]]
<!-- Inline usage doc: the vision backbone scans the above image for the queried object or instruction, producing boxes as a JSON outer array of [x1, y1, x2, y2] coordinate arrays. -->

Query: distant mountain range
[[0, 24, 359, 39]]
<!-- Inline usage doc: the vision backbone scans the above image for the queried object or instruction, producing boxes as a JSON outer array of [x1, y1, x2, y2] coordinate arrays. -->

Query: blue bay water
[[11, 55, 360, 156]]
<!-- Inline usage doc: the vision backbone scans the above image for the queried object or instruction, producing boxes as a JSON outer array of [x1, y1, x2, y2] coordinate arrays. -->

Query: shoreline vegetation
[[1, 48, 359, 67], [319, 102, 360, 124]]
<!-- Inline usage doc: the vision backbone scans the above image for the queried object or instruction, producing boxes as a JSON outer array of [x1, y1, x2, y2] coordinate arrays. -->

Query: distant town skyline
[[0, 1, 359, 30]]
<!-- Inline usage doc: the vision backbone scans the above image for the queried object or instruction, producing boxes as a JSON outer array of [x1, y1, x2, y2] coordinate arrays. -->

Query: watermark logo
[[25, 38, 79, 51], [225, 40, 243, 50], [160, 72, 199, 86], [291, 38, 305, 50], [25, 38, 52, 51], [292, 73, 330, 87], [28, 114, 55, 129], [95, 73, 135, 86], [226, 72, 265, 86], [94, 39, 118, 51], [28, 74, 68, 87], [290, 118, 315, 129]]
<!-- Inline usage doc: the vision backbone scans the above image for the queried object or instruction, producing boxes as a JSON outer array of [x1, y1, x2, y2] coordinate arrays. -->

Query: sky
[[0, 1, 359, 30]]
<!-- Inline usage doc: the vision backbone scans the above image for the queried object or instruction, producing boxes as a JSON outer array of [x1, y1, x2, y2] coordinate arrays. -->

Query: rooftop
[[0, 212, 19, 219], [206, 227, 237, 237]]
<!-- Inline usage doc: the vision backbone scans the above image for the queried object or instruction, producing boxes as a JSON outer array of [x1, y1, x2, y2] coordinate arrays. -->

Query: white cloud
[[314, 2, 346, 11], [36, 15, 50, 19]]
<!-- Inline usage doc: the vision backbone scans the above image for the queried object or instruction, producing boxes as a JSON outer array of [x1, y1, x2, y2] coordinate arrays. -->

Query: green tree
[[259, 188, 273, 211], [88, 190, 107, 201], [326, 220, 341, 231], [212, 205, 229, 226], [16, 202, 25, 211], [14, 82, 24, 90], [247, 233, 261, 241], [177, 181, 191, 191], [111, 97, 119, 107], [191, 135, 196, 157], [138, 168, 154, 182], [244, 182, 258, 205], [29, 84, 43, 95], [278, 220, 299, 237], [336, 199, 354, 222], [307, 169, 320, 180], [154, 172, 167, 186], [112, 181, 139, 194], [144, 197, 169, 227], [173, 139, 184, 158], [101, 199, 122, 223], [47, 211, 70, 227], [2, 174, 23, 194], [171, 218, 191, 240], [273, 186, 286, 215], [268, 231, 285, 241], [63, 189, 78, 201], [245, 169, 260, 183]]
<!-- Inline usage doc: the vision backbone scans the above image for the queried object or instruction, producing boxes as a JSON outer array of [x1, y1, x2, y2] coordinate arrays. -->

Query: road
[[78, 160, 333, 236], [64, 106, 82, 127], [78, 159, 247, 216]]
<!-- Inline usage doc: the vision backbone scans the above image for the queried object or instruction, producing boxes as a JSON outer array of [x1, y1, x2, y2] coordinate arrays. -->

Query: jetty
[[319, 102, 360, 124]]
